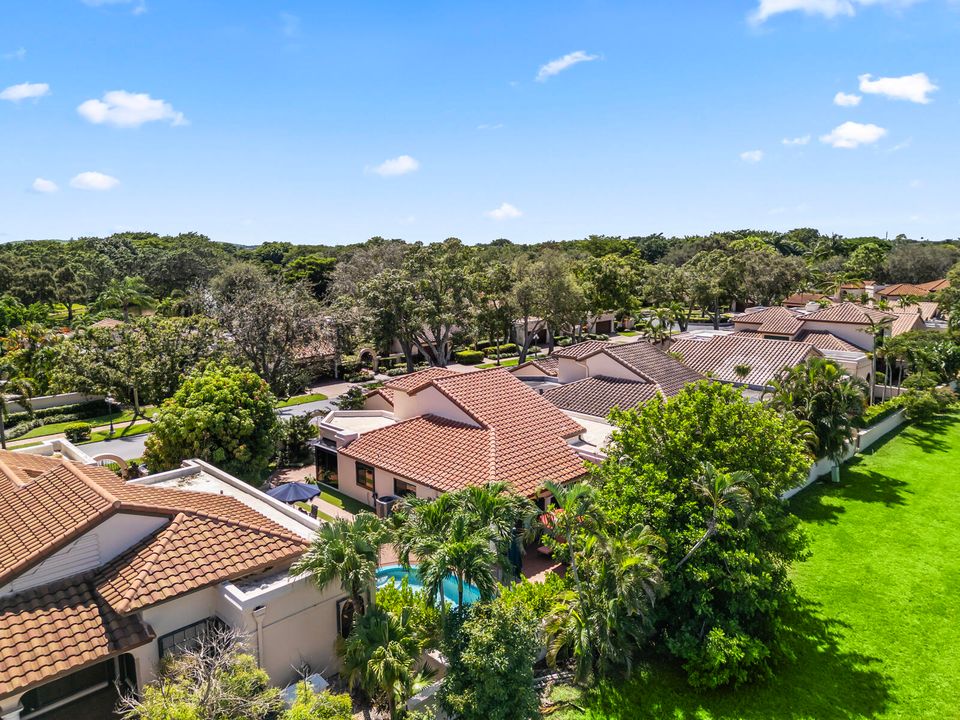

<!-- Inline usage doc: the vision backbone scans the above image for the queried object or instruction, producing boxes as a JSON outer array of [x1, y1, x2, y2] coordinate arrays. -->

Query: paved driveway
[[82, 433, 150, 461], [278, 399, 336, 419]]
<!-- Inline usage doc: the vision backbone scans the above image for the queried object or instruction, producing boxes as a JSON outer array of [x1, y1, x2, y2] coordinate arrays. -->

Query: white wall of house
[[135, 587, 220, 686], [5, 392, 103, 415], [0, 513, 168, 597], [800, 321, 885, 351], [392, 386, 477, 426], [364, 393, 394, 412], [335, 456, 438, 505], [582, 352, 641, 382], [556, 358, 588, 384]]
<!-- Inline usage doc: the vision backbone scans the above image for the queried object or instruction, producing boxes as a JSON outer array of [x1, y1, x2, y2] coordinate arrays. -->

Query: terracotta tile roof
[[794, 330, 861, 353], [800, 302, 896, 326], [510, 356, 560, 377], [670, 335, 820, 387], [542, 376, 661, 418], [550, 340, 611, 361], [876, 283, 927, 298], [365, 367, 460, 406], [915, 278, 949, 293], [782, 292, 827, 307], [888, 301, 939, 321], [0, 450, 308, 595], [603, 342, 702, 394], [341, 368, 587, 496], [0, 575, 154, 699], [96, 512, 306, 613], [891, 312, 926, 337], [733, 307, 804, 336]]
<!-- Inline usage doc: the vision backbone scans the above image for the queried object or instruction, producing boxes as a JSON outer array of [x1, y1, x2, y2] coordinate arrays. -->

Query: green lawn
[[316, 482, 371, 515], [477, 357, 522, 369], [551, 413, 960, 719], [294, 501, 334, 522], [277, 392, 329, 408], [81, 422, 154, 444], [16, 407, 157, 440]]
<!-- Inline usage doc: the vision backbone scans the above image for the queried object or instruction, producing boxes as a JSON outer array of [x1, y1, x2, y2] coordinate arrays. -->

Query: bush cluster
[[63, 422, 93, 443], [901, 385, 957, 422], [455, 350, 485, 365], [855, 396, 904, 427], [4, 399, 111, 440]]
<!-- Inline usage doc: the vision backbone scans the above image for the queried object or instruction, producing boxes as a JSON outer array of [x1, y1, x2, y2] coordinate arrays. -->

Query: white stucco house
[[0, 441, 343, 720]]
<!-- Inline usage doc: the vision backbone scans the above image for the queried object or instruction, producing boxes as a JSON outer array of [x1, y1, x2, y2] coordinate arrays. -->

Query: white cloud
[[909, 178, 922, 188], [32, 178, 58, 193], [834, 91, 862, 106], [486, 202, 522, 220], [3, 48, 26, 61], [820, 121, 887, 148], [0, 82, 50, 102], [77, 90, 186, 128], [280, 12, 300, 37], [740, 149, 764, 163], [371, 155, 420, 177], [477, 123, 504, 130], [782, 135, 811, 145], [858, 72, 938, 103], [536, 51, 599, 81], [70, 171, 120, 191], [750, 0, 922, 24]]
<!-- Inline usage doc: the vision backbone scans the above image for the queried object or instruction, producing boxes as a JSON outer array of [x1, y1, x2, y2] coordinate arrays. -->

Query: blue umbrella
[[267, 482, 320, 503]]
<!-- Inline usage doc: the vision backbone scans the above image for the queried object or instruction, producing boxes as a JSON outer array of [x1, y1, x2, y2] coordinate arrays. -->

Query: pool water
[[376, 565, 481, 607]]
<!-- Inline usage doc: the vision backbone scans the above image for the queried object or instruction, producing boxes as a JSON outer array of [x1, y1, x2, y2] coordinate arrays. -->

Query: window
[[356, 462, 375, 491], [158, 617, 226, 658], [394, 477, 417, 497]]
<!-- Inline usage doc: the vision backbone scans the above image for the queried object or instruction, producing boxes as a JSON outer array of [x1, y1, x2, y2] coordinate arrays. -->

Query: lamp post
[[106, 394, 116, 436]]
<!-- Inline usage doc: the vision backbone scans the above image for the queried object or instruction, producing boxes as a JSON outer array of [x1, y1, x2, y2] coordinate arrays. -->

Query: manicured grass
[[17, 407, 157, 440], [81, 422, 153, 444], [277, 392, 329, 408], [294, 501, 334, 522], [477, 357, 522, 369], [616, 331, 639, 336], [552, 413, 960, 719], [317, 482, 371, 515]]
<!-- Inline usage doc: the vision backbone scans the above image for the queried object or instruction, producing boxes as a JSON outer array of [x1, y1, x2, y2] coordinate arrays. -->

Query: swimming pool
[[376, 565, 481, 607]]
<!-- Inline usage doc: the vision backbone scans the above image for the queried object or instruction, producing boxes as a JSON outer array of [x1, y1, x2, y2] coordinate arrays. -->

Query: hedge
[[855, 397, 903, 428], [4, 400, 111, 441], [484, 342, 518, 357], [455, 350, 486, 365]]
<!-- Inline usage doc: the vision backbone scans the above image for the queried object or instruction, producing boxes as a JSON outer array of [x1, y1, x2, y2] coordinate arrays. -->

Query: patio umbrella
[[267, 482, 320, 503]]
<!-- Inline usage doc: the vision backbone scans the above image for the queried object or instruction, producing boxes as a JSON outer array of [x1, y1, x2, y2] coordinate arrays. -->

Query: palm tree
[[417, 515, 497, 609], [764, 358, 867, 482], [291, 512, 389, 622], [545, 523, 664, 682], [95, 276, 154, 321], [341, 607, 420, 719], [455, 481, 538, 575], [733, 363, 752, 382], [675, 462, 754, 570], [0, 360, 34, 450]]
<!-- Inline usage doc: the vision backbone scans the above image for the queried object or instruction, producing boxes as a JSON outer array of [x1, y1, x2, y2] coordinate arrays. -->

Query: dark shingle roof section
[[670, 335, 820, 387], [542, 376, 661, 418], [604, 342, 703, 394]]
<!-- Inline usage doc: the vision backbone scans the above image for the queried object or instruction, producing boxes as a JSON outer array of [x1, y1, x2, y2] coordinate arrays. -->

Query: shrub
[[856, 397, 903, 428], [63, 422, 92, 443], [343, 368, 375, 383], [455, 350, 485, 365], [277, 415, 317, 467], [900, 389, 940, 422], [283, 683, 352, 720], [527, 345, 541, 354], [556, 338, 574, 347], [334, 386, 367, 410], [385, 367, 408, 377], [498, 573, 568, 620], [475, 340, 493, 352], [375, 577, 441, 651]]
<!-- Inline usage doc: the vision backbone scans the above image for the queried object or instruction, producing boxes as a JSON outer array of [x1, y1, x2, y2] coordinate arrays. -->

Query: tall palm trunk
[[0, 409, 6, 450]]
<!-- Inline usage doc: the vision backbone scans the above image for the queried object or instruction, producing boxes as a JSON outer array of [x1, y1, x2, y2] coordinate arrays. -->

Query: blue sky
[[1, 0, 958, 246]]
